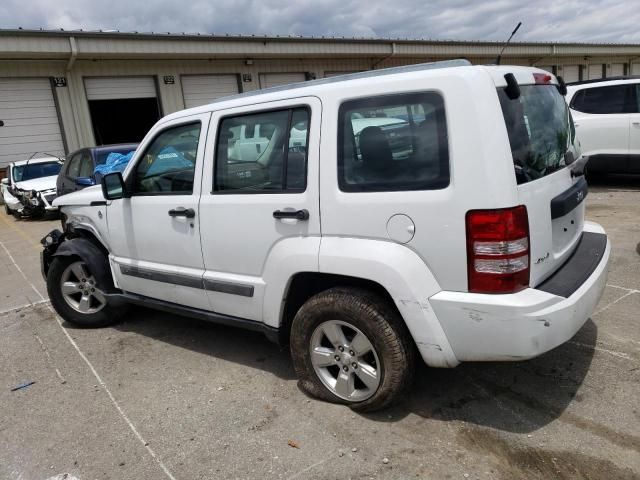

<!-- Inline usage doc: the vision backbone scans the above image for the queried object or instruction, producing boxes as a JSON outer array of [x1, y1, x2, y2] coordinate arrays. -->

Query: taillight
[[466, 206, 530, 294]]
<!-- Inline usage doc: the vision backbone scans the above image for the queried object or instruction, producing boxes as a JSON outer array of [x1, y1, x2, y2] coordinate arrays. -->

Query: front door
[[199, 97, 321, 322], [106, 113, 210, 309]]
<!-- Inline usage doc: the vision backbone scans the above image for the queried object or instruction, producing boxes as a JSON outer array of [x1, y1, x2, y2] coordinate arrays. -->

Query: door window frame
[[211, 104, 311, 195]]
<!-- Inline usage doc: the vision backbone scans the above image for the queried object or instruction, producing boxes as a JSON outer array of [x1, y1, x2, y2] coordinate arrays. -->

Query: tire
[[47, 255, 125, 327], [4, 203, 10, 216], [290, 287, 415, 412]]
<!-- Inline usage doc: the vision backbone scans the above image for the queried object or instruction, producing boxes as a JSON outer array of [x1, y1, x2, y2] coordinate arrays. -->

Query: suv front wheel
[[290, 287, 415, 411], [47, 256, 125, 327]]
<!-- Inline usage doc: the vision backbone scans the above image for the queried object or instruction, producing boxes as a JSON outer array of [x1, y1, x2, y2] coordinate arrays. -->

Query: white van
[[42, 60, 610, 411]]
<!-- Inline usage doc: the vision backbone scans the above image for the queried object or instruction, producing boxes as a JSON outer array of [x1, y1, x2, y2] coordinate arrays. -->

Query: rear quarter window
[[570, 84, 638, 114], [338, 92, 449, 192]]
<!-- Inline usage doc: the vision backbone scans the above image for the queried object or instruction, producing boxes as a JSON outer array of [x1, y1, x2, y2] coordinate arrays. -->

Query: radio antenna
[[496, 22, 522, 65]]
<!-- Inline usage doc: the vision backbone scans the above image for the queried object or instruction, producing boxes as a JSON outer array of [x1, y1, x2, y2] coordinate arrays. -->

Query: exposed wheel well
[[279, 272, 401, 345], [66, 226, 109, 257]]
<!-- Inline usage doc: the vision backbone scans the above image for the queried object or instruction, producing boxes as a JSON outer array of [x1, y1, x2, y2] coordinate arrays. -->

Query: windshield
[[498, 84, 575, 184], [96, 148, 137, 165], [12, 161, 62, 182]]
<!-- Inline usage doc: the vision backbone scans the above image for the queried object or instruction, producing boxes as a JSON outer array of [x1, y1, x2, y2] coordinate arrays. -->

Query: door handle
[[168, 207, 195, 218], [632, 121, 640, 126], [273, 209, 309, 220]]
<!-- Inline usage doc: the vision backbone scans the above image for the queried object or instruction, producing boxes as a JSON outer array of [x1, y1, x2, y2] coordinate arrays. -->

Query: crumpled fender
[[53, 238, 115, 293]]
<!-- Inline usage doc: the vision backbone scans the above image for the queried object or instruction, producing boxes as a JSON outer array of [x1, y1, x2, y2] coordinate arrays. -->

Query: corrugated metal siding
[[588, 64, 604, 79], [258, 72, 306, 88], [610, 63, 625, 76], [0, 78, 65, 166], [84, 76, 157, 100], [561, 65, 580, 82], [181, 74, 239, 108]]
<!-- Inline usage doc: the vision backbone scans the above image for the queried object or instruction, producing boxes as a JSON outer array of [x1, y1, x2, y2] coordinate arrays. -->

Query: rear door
[[198, 97, 321, 321], [498, 77, 585, 286], [570, 84, 633, 161]]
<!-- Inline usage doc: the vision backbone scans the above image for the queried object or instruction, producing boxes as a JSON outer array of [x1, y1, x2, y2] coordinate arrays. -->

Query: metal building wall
[[2, 32, 640, 155]]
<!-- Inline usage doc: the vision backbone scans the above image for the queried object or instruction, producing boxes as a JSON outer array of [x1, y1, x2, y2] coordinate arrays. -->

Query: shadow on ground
[[105, 305, 597, 435]]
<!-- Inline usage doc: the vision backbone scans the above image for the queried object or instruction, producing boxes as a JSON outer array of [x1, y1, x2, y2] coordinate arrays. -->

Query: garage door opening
[[84, 76, 161, 145], [88, 97, 159, 145]]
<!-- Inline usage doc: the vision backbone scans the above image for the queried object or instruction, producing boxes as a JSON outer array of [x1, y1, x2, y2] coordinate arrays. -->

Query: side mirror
[[1, 178, 8, 186], [101, 172, 126, 200], [75, 176, 96, 187]]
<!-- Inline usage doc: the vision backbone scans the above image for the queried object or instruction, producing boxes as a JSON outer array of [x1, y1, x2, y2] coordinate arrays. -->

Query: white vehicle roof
[[566, 76, 640, 99], [160, 60, 557, 125], [10, 155, 62, 167]]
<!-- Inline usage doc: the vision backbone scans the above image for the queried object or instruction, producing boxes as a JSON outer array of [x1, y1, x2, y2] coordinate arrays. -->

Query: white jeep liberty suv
[[42, 60, 610, 411]]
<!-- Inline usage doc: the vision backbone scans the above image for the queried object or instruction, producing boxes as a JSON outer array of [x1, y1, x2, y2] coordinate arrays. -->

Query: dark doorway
[[88, 97, 160, 145]]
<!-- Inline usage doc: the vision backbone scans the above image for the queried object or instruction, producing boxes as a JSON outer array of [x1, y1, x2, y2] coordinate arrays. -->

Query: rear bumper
[[429, 223, 610, 362]]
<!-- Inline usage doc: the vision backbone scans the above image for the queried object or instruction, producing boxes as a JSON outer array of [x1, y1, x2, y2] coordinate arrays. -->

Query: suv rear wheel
[[47, 256, 125, 327], [290, 287, 415, 411]]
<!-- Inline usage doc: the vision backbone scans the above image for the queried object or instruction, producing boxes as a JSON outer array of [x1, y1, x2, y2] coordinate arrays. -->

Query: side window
[[571, 84, 635, 114], [66, 152, 83, 178], [215, 107, 310, 192], [338, 92, 449, 192], [134, 122, 201, 195], [78, 152, 94, 178]]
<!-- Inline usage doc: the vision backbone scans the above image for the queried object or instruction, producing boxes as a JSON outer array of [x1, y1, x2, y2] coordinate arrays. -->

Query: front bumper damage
[[10, 187, 58, 218]]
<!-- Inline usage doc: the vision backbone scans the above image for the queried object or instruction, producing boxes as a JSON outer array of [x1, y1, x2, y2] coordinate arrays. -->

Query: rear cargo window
[[338, 92, 449, 192], [498, 85, 575, 185]]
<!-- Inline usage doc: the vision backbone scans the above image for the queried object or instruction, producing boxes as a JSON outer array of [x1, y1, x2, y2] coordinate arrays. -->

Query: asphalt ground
[[1, 176, 639, 480]]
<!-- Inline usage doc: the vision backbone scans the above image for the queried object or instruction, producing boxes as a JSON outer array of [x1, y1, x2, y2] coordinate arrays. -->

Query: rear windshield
[[12, 161, 62, 182], [498, 85, 575, 184]]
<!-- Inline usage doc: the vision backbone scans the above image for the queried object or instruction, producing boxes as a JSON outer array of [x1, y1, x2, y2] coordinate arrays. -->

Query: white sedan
[[1, 156, 63, 217]]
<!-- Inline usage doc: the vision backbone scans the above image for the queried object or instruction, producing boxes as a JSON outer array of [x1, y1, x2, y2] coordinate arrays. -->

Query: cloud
[[1, 0, 639, 43]]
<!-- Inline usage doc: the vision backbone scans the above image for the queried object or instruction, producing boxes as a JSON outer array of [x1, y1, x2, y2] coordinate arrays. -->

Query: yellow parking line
[[0, 213, 42, 251]]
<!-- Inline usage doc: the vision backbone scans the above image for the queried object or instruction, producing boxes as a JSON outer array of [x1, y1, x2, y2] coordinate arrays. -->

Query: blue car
[[57, 143, 138, 196]]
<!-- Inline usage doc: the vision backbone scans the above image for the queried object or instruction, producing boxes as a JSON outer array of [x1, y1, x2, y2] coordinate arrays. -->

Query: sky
[[1, 0, 639, 43]]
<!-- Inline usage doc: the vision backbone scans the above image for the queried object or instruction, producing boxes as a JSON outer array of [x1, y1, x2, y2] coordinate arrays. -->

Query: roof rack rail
[[210, 59, 472, 104]]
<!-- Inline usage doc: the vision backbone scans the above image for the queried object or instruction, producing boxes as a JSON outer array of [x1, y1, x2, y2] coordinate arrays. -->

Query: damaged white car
[[1, 156, 63, 218]]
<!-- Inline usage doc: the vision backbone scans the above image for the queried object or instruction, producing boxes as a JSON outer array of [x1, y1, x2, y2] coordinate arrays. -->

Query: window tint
[[215, 107, 309, 192], [134, 122, 200, 195], [338, 92, 449, 192], [570, 84, 637, 114], [96, 147, 137, 165], [499, 85, 574, 184], [66, 153, 83, 178], [78, 152, 94, 178]]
